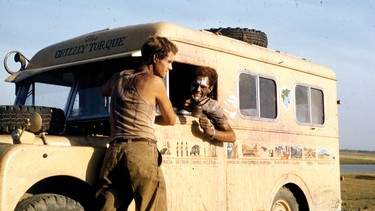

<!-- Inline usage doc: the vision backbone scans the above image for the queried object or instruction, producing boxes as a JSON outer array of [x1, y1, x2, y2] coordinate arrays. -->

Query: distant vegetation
[[340, 150, 375, 164]]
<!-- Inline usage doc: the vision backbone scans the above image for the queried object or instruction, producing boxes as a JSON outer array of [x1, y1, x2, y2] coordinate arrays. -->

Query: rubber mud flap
[[0, 105, 65, 135]]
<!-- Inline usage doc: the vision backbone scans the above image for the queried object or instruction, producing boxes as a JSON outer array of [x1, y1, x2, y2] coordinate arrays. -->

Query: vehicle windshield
[[15, 70, 75, 111], [15, 57, 142, 118], [13, 59, 207, 135]]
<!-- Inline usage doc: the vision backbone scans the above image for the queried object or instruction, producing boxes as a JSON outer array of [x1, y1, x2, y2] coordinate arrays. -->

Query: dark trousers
[[96, 141, 167, 211]]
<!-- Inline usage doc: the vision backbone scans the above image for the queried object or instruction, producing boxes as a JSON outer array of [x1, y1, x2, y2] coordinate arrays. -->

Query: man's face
[[191, 75, 213, 102], [154, 52, 175, 78]]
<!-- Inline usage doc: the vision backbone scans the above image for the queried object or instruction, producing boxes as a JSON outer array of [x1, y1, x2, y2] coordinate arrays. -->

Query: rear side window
[[295, 85, 324, 125], [239, 72, 277, 119]]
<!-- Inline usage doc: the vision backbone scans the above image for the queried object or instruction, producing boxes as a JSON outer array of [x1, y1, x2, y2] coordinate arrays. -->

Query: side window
[[168, 63, 198, 110], [260, 77, 277, 118], [69, 72, 109, 120], [239, 73, 257, 116], [239, 72, 277, 119], [70, 86, 109, 119], [295, 85, 324, 125]]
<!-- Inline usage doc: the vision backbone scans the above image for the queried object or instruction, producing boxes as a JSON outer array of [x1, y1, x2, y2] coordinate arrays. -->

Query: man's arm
[[101, 72, 120, 96], [195, 99, 236, 142], [145, 76, 176, 126], [155, 83, 176, 126], [199, 117, 236, 143]]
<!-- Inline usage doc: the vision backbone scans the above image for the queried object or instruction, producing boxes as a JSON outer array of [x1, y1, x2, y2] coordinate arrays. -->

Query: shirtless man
[[96, 36, 178, 211]]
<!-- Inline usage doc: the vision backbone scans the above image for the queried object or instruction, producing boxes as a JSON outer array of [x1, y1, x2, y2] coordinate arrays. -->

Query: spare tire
[[206, 27, 268, 48], [0, 105, 65, 135]]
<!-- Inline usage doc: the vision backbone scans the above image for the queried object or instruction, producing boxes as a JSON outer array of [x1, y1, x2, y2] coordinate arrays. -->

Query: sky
[[0, 0, 374, 151]]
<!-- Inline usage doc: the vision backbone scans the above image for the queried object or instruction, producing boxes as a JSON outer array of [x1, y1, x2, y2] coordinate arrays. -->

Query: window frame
[[238, 70, 278, 121], [294, 83, 325, 126]]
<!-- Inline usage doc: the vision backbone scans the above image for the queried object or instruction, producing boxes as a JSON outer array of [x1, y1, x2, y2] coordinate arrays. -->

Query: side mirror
[[4, 51, 29, 75]]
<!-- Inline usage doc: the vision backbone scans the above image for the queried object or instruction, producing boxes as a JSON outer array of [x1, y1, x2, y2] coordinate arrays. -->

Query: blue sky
[[1, 0, 375, 150]]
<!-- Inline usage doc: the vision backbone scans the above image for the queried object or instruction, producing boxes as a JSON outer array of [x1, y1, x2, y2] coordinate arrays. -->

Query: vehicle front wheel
[[15, 194, 84, 211], [271, 187, 299, 211]]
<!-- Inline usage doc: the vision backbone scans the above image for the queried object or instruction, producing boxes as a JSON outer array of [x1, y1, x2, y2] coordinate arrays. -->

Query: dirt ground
[[340, 174, 375, 211]]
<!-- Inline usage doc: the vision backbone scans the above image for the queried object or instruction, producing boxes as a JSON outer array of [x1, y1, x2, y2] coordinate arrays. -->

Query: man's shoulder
[[206, 98, 220, 107], [120, 69, 135, 76], [139, 73, 163, 84]]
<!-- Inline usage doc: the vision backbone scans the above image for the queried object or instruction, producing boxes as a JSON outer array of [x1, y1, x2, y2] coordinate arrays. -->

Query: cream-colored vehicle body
[[1, 22, 340, 210]]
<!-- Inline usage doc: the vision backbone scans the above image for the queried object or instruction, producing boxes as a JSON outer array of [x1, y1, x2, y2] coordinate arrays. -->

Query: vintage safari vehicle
[[1, 22, 341, 210]]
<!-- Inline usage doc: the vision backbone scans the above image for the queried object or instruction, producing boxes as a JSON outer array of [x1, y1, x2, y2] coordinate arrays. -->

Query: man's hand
[[198, 117, 236, 143], [199, 117, 214, 137], [183, 99, 192, 110]]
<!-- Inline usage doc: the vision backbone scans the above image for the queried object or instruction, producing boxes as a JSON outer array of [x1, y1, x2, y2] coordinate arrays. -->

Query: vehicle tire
[[0, 105, 65, 135], [15, 194, 84, 211], [206, 27, 268, 48], [271, 187, 299, 211]]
